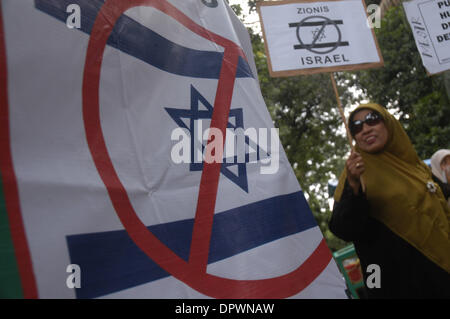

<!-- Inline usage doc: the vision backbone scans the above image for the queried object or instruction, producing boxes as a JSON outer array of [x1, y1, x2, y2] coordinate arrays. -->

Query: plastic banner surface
[[0, 0, 346, 299]]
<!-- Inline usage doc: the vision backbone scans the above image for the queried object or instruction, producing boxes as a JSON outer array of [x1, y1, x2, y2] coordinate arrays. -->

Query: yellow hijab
[[334, 103, 450, 273]]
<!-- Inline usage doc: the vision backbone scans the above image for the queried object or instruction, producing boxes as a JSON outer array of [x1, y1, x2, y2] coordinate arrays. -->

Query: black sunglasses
[[350, 111, 382, 136]]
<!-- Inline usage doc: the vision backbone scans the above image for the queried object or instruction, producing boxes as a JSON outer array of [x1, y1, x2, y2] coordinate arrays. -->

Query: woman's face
[[441, 155, 450, 171], [352, 109, 389, 153]]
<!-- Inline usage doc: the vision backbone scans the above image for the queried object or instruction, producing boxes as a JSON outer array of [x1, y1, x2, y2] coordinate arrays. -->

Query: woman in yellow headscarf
[[329, 103, 450, 298]]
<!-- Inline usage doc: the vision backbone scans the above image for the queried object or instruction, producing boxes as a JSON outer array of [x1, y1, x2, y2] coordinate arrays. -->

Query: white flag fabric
[[403, 0, 450, 74], [0, 0, 346, 299]]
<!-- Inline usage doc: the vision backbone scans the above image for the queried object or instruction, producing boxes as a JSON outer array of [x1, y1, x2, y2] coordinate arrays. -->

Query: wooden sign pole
[[329, 73, 353, 149], [329, 73, 366, 192]]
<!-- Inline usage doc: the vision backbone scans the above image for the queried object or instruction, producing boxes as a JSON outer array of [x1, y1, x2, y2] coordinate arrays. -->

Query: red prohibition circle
[[82, 0, 332, 298]]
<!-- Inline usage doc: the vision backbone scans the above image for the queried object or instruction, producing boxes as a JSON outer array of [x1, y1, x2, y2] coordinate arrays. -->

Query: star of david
[[165, 85, 267, 193], [311, 27, 326, 42]]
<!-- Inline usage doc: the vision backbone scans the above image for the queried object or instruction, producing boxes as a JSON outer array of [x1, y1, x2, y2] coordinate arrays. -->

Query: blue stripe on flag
[[66, 191, 316, 298], [34, 0, 254, 79]]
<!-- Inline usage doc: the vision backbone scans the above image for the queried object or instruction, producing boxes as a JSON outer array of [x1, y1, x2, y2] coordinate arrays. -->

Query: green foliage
[[229, 3, 242, 16], [408, 92, 450, 156]]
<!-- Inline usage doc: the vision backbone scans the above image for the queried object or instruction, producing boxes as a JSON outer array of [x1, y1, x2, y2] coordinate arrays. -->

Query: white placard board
[[257, 0, 384, 77], [403, 0, 450, 75]]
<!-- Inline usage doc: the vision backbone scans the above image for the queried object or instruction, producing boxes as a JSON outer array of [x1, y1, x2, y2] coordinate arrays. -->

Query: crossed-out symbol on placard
[[288, 16, 349, 54], [82, 0, 331, 298]]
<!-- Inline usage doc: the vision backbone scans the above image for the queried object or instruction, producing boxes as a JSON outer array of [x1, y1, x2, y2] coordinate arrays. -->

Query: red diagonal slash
[[0, 2, 38, 299], [82, 0, 332, 298]]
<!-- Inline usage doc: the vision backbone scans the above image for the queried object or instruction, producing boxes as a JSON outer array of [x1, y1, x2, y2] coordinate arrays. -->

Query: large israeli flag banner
[[0, 0, 346, 298]]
